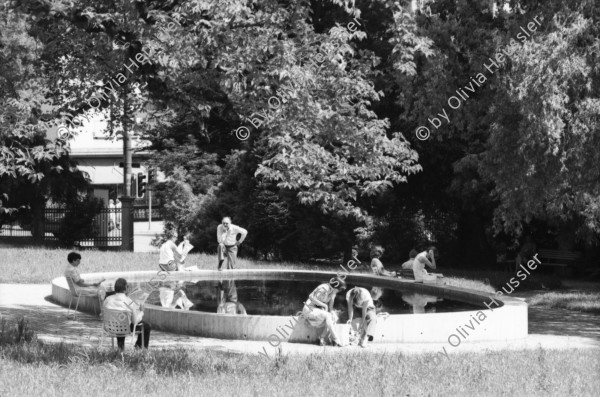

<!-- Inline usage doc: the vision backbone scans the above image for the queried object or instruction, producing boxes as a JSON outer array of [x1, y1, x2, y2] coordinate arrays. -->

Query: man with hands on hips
[[216, 217, 248, 270]]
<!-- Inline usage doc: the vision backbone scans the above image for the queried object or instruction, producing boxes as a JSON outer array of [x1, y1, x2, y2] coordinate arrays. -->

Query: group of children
[[302, 246, 442, 348], [302, 277, 379, 348]]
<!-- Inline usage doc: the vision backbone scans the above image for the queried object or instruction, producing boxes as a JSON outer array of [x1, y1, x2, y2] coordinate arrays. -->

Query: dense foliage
[[1, 0, 599, 265]]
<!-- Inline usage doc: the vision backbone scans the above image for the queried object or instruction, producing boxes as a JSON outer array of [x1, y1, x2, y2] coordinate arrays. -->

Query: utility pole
[[119, 87, 134, 252], [148, 183, 152, 230], [119, 1, 134, 251], [123, 112, 132, 197]]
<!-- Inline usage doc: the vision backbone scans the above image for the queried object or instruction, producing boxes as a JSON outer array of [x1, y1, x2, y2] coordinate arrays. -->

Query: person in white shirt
[[413, 246, 438, 282], [346, 287, 377, 348], [216, 217, 248, 270], [159, 229, 191, 272], [115, 199, 121, 229], [302, 277, 346, 346], [103, 278, 151, 350], [370, 246, 396, 277], [108, 199, 116, 231]]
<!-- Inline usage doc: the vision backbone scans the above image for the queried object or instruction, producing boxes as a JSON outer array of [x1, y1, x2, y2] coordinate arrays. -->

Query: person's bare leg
[[97, 288, 106, 318], [361, 310, 377, 347], [319, 326, 328, 346], [324, 313, 341, 346]]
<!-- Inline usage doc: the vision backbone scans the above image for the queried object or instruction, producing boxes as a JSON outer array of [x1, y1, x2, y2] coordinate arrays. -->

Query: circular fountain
[[52, 269, 527, 344]]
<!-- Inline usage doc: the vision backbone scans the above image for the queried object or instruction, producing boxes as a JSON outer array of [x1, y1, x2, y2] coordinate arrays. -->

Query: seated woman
[[64, 251, 108, 315], [302, 277, 346, 346], [158, 229, 190, 272], [103, 278, 151, 350], [370, 246, 396, 277], [413, 247, 443, 282]]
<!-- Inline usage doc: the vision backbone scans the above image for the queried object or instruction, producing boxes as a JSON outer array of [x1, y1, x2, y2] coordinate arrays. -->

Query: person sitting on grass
[[103, 278, 151, 350], [158, 229, 190, 272], [64, 252, 107, 311], [370, 246, 396, 277], [413, 246, 443, 282], [346, 287, 377, 348], [401, 249, 419, 270], [302, 277, 346, 347]]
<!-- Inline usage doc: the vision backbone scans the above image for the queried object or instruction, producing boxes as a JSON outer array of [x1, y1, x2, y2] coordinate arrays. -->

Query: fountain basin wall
[[51, 269, 527, 344]]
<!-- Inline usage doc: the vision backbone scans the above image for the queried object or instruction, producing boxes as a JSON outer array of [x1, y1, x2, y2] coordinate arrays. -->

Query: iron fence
[[1, 208, 123, 248], [44, 208, 123, 247], [1, 205, 163, 248], [133, 206, 163, 221]]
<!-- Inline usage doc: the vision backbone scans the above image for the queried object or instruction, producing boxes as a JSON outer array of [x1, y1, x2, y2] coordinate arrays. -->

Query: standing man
[[216, 217, 248, 270]]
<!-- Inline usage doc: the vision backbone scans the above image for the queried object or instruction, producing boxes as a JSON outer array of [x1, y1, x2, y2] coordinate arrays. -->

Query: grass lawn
[[0, 247, 497, 293], [0, 339, 598, 396], [0, 247, 321, 284], [528, 292, 600, 314], [1, 247, 599, 395]]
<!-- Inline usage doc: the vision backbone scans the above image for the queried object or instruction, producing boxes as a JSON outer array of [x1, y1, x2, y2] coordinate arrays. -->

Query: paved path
[[1, 284, 599, 357]]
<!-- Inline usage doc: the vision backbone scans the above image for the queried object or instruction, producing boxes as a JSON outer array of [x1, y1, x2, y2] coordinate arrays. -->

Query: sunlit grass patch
[[0, 342, 598, 396], [0, 247, 320, 284], [528, 292, 600, 314], [1, 247, 495, 295], [442, 277, 496, 293]]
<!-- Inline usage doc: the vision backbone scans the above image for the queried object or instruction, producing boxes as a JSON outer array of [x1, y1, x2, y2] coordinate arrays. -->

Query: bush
[[0, 316, 36, 346], [55, 196, 104, 246]]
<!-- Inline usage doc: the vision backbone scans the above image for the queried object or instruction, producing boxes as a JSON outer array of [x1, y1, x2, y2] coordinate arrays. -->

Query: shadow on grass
[[0, 313, 256, 376], [528, 306, 600, 341]]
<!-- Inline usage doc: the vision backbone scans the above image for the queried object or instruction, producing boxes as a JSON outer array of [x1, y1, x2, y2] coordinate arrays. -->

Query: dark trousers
[[117, 322, 151, 349]]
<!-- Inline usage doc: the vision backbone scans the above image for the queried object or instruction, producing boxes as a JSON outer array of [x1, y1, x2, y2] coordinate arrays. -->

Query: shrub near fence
[[1, 208, 123, 248], [1, 204, 161, 248]]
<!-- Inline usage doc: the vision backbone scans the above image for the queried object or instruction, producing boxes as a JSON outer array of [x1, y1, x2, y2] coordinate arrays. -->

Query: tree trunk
[[31, 198, 45, 243], [456, 211, 495, 269]]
